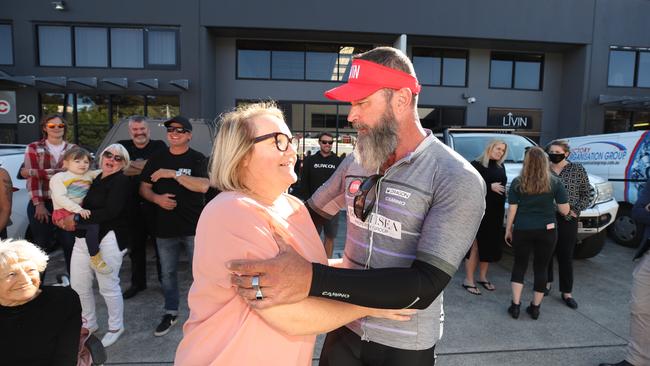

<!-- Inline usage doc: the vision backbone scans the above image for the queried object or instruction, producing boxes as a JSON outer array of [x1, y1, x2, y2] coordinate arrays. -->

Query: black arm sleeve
[[309, 259, 451, 309]]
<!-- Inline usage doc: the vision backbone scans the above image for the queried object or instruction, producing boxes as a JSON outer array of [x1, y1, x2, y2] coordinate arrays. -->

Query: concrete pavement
[[43, 217, 637, 365]]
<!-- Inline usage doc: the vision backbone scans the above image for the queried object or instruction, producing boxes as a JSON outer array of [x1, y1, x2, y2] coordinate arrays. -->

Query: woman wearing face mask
[[545, 140, 591, 309]]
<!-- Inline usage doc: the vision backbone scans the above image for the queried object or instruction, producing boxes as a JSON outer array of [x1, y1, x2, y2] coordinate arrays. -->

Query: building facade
[[2, 0, 649, 153]]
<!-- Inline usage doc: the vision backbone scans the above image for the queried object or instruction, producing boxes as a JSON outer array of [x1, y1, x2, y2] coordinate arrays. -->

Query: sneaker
[[154, 314, 178, 337], [526, 302, 541, 320], [90, 254, 113, 274], [507, 301, 520, 319], [122, 285, 146, 300], [101, 328, 124, 347]]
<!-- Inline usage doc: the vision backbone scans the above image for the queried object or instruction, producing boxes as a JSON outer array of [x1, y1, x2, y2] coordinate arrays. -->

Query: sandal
[[462, 284, 481, 295], [477, 281, 496, 291]]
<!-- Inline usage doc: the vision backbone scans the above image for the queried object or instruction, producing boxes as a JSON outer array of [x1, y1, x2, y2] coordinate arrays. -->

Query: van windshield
[[452, 134, 535, 163]]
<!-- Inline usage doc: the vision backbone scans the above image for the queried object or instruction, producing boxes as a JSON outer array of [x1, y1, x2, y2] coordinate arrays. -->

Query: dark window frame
[[0, 22, 14, 66], [412, 47, 469, 87], [73, 26, 109, 68], [36, 24, 73, 68], [418, 104, 467, 128], [144, 27, 181, 70], [489, 51, 544, 91], [607, 47, 650, 89]]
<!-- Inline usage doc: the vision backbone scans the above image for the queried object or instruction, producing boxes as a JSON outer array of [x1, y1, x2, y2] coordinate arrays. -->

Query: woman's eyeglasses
[[253, 132, 297, 152], [46, 123, 65, 129], [166, 127, 190, 134], [102, 151, 125, 162], [353, 174, 383, 221]]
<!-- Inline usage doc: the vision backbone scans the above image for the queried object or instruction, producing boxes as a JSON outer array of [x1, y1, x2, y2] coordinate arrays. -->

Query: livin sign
[[502, 112, 528, 128]]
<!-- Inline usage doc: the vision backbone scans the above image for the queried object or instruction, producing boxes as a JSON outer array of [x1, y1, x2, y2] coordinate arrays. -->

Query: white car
[[0, 145, 30, 240]]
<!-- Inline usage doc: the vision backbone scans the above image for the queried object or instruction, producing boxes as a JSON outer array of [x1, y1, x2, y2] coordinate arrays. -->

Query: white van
[[564, 131, 650, 247]]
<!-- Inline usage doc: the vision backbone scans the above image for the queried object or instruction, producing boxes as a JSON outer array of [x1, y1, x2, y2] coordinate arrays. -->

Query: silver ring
[[251, 275, 260, 289], [255, 288, 264, 300]]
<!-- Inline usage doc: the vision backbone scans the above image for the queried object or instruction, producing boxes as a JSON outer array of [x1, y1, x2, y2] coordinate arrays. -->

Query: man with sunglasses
[[118, 116, 167, 300], [228, 47, 486, 365], [299, 132, 342, 257], [139, 116, 210, 337]]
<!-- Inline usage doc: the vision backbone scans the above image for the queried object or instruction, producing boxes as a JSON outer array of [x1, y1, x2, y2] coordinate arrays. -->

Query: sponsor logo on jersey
[[347, 206, 402, 239], [349, 179, 362, 194], [313, 163, 337, 169], [385, 187, 411, 199]]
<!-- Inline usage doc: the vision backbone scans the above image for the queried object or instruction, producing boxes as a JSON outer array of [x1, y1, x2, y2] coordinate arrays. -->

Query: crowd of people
[[0, 45, 647, 366]]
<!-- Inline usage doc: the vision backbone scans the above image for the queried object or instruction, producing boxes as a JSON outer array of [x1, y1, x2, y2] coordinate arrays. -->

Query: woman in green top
[[505, 147, 570, 320]]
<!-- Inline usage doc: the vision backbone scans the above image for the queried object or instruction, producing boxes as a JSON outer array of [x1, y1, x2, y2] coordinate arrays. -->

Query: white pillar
[[394, 34, 407, 54]]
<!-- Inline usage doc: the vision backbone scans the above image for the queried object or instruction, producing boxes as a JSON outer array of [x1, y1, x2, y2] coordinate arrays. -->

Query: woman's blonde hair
[[0, 239, 49, 272], [99, 143, 131, 171], [518, 146, 551, 195], [209, 101, 285, 192], [477, 139, 508, 168]]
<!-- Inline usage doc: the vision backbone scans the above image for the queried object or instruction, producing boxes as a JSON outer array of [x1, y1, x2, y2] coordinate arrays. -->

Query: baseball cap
[[324, 59, 422, 102], [163, 116, 192, 132]]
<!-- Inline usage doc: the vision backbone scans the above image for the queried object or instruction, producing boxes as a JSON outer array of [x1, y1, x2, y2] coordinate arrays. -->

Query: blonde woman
[[505, 147, 570, 320], [464, 140, 508, 295], [175, 102, 413, 366]]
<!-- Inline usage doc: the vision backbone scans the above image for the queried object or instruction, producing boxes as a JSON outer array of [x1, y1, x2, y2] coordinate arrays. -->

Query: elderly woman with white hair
[[0, 239, 82, 365], [58, 143, 131, 348]]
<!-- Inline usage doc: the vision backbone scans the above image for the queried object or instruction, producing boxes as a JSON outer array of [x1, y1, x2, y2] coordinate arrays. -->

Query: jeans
[[70, 231, 124, 331], [27, 201, 75, 274], [156, 236, 194, 313]]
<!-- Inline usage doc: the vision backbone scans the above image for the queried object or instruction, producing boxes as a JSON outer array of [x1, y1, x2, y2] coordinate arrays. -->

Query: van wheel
[[608, 205, 642, 248], [574, 231, 606, 259]]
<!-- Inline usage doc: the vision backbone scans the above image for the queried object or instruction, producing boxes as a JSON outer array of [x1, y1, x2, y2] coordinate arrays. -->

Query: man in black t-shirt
[[118, 116, 167, 300], [139, 116, 210, 337], [300, 132, 342, 257]]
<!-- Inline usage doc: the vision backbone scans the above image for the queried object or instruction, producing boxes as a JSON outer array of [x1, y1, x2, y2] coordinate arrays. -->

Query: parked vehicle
[[437, 128, 618, 259], [0, 144, 30, 240], [563, 130, 650, 248]]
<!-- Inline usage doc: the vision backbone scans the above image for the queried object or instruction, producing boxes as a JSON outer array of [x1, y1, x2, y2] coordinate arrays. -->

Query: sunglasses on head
[[353, 174, 383, 221], [166, 127, 190, 134], [320, 140, 334, 145], [46, 123, 65, 129], [253, 132, 298, 152], [102, 151, 125, 162]]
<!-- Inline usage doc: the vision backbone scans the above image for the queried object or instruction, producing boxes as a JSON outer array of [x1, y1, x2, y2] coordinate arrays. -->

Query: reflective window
[[442, 57, 467, 86], [514, 61, 541, 90], [413, 56, 441, 85], [418, 106, 466, 129], [111, 95, 145, 125], [490, 52, 543, 90], [306, 51, 338, 81], [147, 30, 177, 66], [110, 28, 144, 68], [608, 50, 636, 87], [238, 50, 271, 78], [147, 95, 180, 119], [75, 27, 108, 67], [412, 48, 467, 87], [76, 94, 110, 150], [637, 52, 650, 88], [490, 60, 512, 88], [272, 51, 304, 80], [38, 26, 72, 66], [338, 46, 373, 81], [0, 24, 13, 65]]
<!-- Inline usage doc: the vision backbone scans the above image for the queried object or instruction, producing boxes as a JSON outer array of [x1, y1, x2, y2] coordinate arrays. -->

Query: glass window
[[608, 50, 636, 87], [306, 52, 338, 81], [111, 95, 145, 125], [147, 95, 180, 119], [442, 57, 466, 86], [338, 45, 373, 81], [237, 50, 270, 79], [75, 27, 108, 67], [514, 61, 541, 89], [76, 94, 110, 150], [637, 52, 650, 88], [38, 26, 72, 66], [490, 60, 513, 88], [147, 30, 177, 66], [413, 56, 441, 85], [271, 51, 304, 80], [111, 28, 144, 68], [0, 24, 13, 65]]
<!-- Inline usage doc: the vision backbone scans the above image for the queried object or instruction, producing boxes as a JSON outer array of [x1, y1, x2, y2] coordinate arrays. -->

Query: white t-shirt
[[45, 140, 66, 163]]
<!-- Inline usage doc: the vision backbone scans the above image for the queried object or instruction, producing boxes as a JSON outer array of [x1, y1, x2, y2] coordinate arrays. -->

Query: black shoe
[[84, 333, 107, 364], [598, 361, 635, 366], [154, 314, 178, 337], [122, 286, 146, 299], [543, 284, 551, 296], [508, 301, 520, 319], [562, 295, 578, 309], [526, 303, 540, 320]]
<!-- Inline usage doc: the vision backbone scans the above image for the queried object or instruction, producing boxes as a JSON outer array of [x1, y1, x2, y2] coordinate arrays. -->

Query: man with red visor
[[228, 47, 486, 365]]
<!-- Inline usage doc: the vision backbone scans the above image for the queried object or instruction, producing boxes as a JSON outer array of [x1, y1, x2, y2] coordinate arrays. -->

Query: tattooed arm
[[0, 168, 12, 233]]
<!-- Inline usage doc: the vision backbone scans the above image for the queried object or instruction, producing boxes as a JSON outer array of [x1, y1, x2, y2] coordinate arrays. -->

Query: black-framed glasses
[[320, 140, 334, 145], [253, 132, 297, 152], [102, 151, 125, 162], [353, 174, 383, 222], [166, 127, 190, 134]]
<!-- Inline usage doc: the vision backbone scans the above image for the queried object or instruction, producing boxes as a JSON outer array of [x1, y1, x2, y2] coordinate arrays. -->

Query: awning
[[599, 94, 650, 110]]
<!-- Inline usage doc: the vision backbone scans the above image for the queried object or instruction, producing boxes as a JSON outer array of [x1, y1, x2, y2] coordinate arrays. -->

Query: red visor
[[324, 59, 421, 102]]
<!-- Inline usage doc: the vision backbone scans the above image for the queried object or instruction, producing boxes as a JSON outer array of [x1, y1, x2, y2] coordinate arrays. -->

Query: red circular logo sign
[[349, 179, 362, 194], [0, 100, 9, 115]]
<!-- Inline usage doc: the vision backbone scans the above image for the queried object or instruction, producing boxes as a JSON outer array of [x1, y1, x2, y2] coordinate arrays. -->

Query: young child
[[50, 147, 110, 273]]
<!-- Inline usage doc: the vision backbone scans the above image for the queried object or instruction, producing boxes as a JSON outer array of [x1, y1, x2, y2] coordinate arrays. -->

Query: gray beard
[[353, 109, 398, 172]]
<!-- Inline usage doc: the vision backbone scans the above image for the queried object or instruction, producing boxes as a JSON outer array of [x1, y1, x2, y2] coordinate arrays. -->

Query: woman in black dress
[[463, 140, 508, 295]]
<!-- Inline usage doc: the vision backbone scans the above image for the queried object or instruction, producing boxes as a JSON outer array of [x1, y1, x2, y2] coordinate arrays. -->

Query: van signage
[[571, 142, 628, 166]]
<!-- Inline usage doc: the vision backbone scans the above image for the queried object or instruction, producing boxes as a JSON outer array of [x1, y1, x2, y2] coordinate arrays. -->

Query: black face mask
[[548, 153, 566, 164]]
